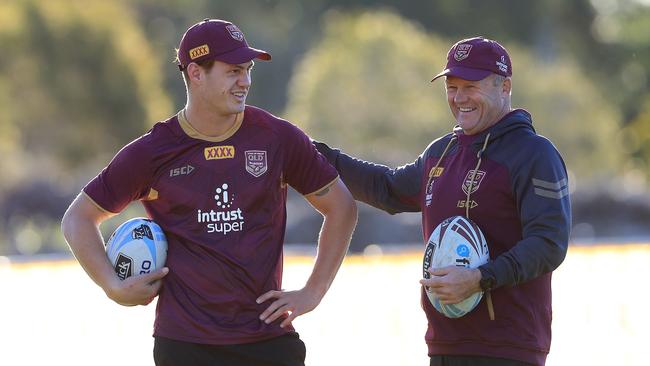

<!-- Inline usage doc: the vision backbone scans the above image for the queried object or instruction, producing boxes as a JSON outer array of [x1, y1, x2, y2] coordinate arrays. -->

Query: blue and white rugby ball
[[105, 218, 167, 280], [422, 215, 489, 318]]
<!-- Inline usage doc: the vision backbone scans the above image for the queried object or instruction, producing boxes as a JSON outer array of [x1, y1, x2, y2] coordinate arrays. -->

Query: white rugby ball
[[422, 215, 489, 318], [105, 217, 167, 280]]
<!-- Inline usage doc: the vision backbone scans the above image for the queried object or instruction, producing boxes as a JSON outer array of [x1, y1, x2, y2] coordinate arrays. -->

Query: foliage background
[[1, 0, 649, 254]]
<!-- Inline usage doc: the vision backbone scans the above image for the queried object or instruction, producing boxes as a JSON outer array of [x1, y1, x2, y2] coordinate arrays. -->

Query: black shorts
[[430, 355, 533, 366], [153, 333, 306, 366]]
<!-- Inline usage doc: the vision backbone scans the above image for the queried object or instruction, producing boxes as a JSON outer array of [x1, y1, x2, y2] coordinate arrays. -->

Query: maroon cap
[[431, 36, 511, 82], [177, 19, 271, 70]]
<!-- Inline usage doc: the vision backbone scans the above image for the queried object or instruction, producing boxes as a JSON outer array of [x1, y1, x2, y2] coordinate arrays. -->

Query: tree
[[623, 98, 650, 180], [598, 4, 650, 183], [0, 1, 172, 175], [0, 0, 173, 254], [285, 9, 451, 164], [509, 44, 624, 182], [285, 9, 625, 181]]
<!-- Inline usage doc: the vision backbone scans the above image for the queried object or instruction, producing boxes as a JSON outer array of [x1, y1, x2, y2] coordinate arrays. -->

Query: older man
[[315, 36, 571, 366]]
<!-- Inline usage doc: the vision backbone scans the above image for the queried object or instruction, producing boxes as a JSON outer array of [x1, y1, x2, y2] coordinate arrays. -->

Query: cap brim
[[430, 66, 492, 82], [216, 46, 272, 64]]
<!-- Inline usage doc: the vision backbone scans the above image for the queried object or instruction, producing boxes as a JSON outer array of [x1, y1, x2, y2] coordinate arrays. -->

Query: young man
[[315, 37, 571, 365], [62, 19, 357, 366]]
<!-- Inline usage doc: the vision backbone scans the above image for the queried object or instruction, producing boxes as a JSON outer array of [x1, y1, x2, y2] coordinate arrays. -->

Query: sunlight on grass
[[0, 244, 647, 365]]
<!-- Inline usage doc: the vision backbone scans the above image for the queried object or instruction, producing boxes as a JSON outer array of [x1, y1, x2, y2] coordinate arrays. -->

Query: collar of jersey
[[177, 109, 243, 142]]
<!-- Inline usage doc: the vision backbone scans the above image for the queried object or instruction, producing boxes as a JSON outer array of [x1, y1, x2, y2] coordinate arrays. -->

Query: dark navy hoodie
[[315, 109, 571, 366]]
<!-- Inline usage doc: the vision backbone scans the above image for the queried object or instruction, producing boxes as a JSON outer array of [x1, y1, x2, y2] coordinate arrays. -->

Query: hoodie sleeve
[[313, 141, 422, 214], [480, 137, 571, 288]]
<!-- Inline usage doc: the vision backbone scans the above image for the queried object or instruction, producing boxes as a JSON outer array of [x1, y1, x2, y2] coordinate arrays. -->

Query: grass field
[[1, 244, 648, 365]]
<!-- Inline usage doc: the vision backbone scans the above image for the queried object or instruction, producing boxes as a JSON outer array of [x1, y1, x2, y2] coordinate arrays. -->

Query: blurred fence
[[0, 244, 648, 365]]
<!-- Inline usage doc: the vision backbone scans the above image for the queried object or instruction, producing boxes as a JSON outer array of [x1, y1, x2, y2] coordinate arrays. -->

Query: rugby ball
[[105, 218, 167, 280], [422, 215, 489, 318]]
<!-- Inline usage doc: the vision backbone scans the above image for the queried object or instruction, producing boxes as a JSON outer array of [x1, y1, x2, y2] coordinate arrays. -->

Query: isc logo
[[170, 165, 195, 177], [456, 200, 478, 209]]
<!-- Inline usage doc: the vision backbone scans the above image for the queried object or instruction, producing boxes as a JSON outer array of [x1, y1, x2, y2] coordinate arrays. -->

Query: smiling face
[[189, 59, 254, 116], [445, 74, 512, 135]]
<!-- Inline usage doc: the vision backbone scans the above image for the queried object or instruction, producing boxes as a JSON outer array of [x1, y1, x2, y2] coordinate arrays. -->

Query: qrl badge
[[245, 150, 267, 177], [454, 44, 472, 61], [462, 170, 486, 195], [226, 25, 244, 42]]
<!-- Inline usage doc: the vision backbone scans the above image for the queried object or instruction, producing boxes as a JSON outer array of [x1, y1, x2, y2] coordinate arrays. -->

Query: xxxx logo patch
[[204, 146, 235, 160], [189, 44, 210, 60]]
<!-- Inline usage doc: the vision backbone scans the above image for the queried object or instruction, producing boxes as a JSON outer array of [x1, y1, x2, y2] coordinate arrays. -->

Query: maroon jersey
[[84, 106, 338, 345]]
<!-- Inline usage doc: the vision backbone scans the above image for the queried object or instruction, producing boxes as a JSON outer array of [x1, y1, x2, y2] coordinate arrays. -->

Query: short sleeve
[[83, 137, 154, 213], [281, 122, 338, 195]]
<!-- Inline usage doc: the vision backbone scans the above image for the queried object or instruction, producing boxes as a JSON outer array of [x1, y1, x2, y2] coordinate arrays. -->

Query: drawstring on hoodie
[[429, 132, 496, 320], [463, 132, 495, 321], [431, 136, 457, 179]]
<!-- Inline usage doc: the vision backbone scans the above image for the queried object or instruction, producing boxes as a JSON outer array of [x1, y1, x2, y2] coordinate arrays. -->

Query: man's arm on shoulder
[[257, 178, 357, 327], [61, 193, 168, 306], [314, 141, 422, 214]]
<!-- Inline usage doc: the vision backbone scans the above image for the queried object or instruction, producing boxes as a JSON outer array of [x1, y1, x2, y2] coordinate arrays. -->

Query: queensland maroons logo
[[245, 150, 267, 177], [462, 169, 486, 195], [226, 25, 244, 41], [454, 44, 472, 61]]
